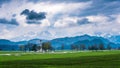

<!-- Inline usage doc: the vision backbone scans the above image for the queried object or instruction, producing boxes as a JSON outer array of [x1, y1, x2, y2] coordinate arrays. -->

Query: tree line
[[70, 43, 112, 51], [19, 42, 54, 52], [19, 41, 120, 52]]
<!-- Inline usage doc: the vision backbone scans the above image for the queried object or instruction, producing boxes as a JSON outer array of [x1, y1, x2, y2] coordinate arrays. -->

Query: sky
[[0, 0, 120, 41]]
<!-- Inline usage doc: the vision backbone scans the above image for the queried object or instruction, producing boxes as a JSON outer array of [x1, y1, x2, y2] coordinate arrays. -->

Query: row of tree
[[19, 41, 120, 52], [19, 42, 53, 52], [70, 44, 112, 51]]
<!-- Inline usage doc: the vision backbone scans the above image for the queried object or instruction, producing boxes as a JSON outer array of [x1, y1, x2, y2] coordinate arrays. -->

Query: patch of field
[[0, 50, 120, 68]]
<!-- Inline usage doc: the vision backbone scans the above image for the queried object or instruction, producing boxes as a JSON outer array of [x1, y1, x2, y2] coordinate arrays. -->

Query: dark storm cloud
[[21, 9, 46, 24], [0, 18, 19, 25], [65, 18, 91, 27], [28, 0, 120, 21], [21, 9, 46, 20], [0, 0, 11, 7], [77, 0, 120, 17]]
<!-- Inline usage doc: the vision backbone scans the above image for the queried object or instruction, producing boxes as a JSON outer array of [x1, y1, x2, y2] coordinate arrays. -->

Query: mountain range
[[0, 35, 120, 50]]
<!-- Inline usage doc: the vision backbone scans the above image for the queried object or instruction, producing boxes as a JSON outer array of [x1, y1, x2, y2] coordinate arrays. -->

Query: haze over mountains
[[0, 35, 120, 50]]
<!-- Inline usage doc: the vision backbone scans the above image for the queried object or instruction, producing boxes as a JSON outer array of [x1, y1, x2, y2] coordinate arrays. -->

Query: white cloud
[[0, 0, 92, 41], [40, 19, 51, 27], [0, 0, 120, 41], [54, 17, 80, 28], [86, 15, 109, 23]]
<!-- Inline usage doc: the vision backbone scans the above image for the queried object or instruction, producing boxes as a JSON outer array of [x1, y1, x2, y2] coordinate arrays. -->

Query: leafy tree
[[12, 47, 15, 51], [98, 43, 105, 50], [75, 45, 79, 51], [32, 44, 37, 52], [61, 44, 64, 50], [71, 45, 79, 51], [27, 43, 32, 51], [24, 45, 28, 52], [88, 44, 98, 51], [80, 44, 86, 50], [107, 44, 111, 50], [26, 42, 36, 52], [37, 46, 41, 51], [71, 45, 76, 50], [118, 47, 120, 50], [42, 42, 52, 52], [19, 45, 25, 51], [94, 45, 98, 51], [88, 45, 92, 50]]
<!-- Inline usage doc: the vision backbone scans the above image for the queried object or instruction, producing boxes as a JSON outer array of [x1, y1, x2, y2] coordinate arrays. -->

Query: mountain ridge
[[0, 35, 120, 50]]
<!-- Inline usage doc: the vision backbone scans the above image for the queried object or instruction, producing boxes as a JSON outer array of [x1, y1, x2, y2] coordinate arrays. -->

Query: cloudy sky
[[0, 0, 120, 41]]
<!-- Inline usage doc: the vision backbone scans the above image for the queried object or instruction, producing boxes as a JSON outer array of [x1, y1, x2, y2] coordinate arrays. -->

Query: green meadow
[[0, 50, 120, 68]]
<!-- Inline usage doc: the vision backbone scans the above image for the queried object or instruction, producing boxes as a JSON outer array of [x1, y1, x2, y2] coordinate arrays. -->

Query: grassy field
[[0, 50, 120, 68]]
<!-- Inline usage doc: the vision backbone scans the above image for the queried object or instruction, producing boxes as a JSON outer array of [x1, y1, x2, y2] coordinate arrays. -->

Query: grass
[[0, 50, 120, 68]]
